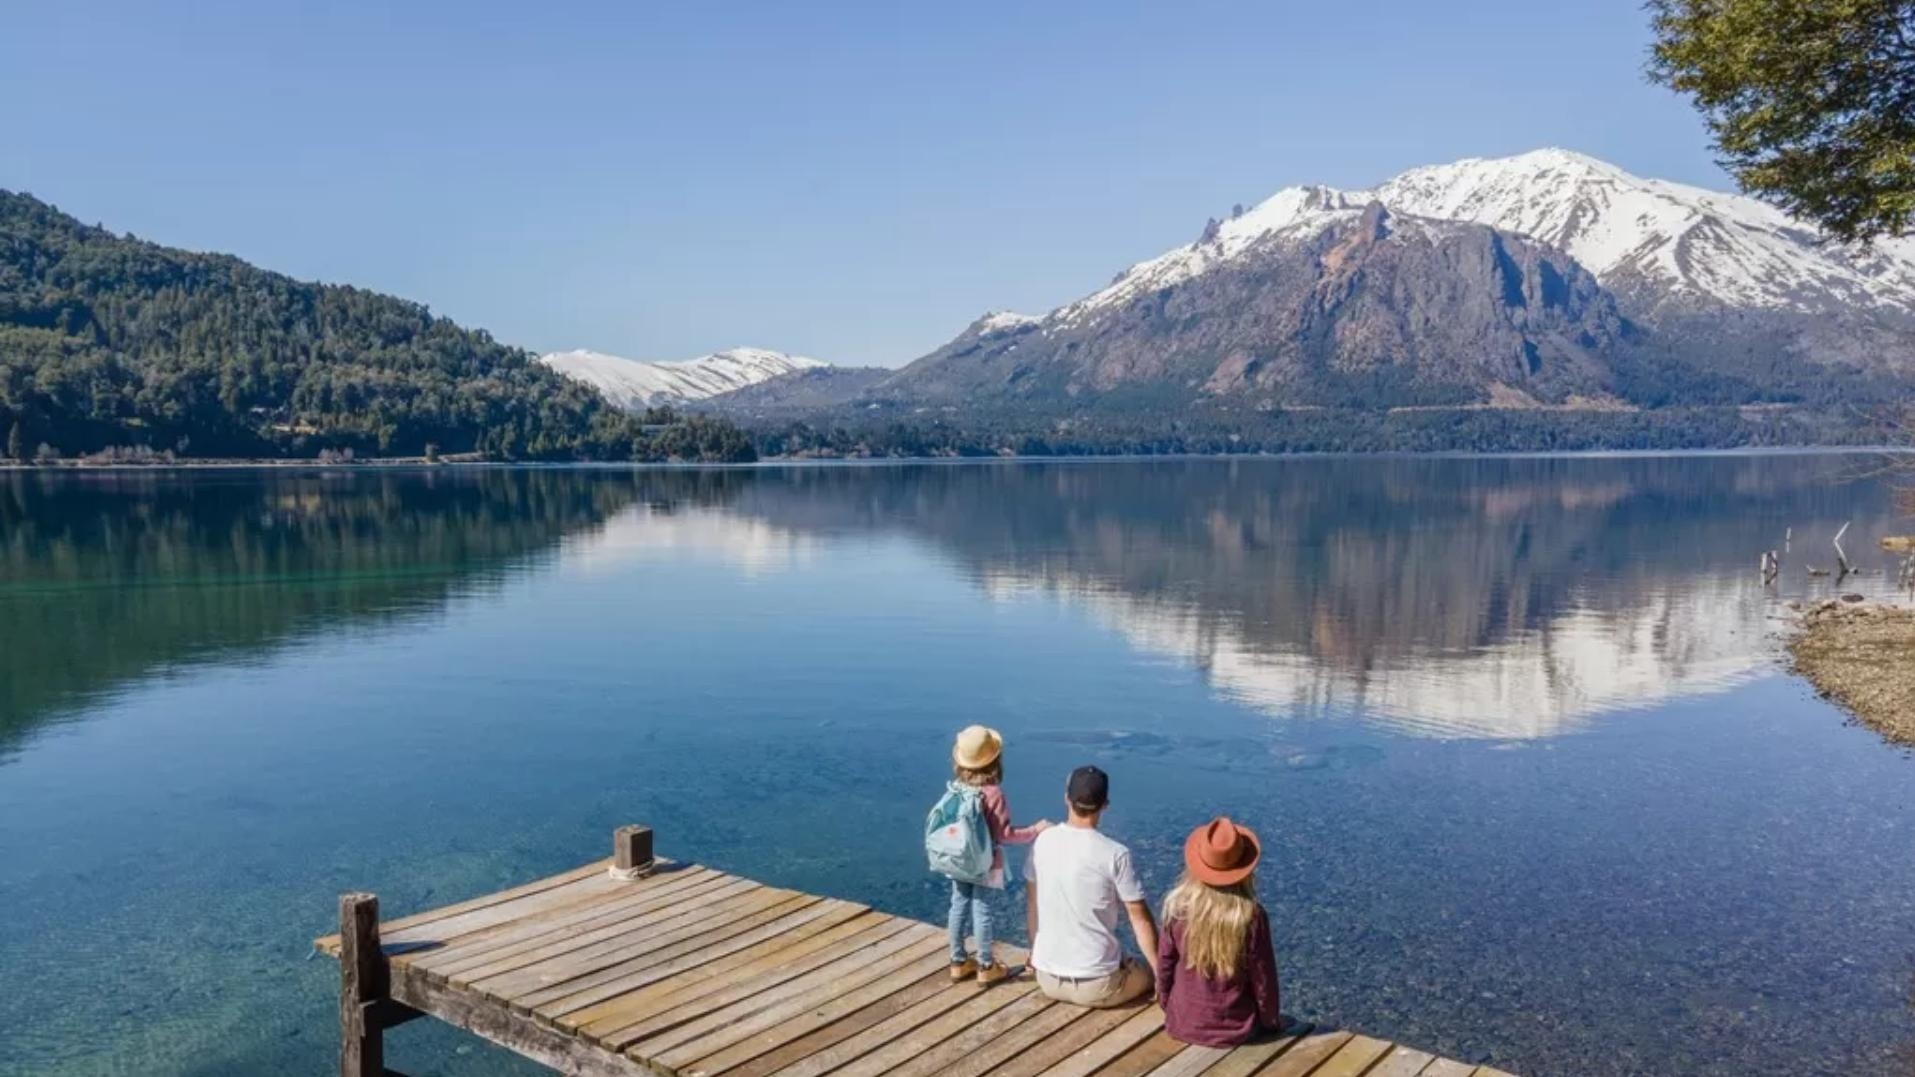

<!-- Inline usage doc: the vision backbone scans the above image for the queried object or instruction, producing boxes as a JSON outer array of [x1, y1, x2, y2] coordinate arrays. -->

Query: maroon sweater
[[1157, 905, 1283, 1048]]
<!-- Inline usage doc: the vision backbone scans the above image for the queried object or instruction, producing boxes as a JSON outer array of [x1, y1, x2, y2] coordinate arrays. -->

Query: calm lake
[[2, 456, 1913, 1076]]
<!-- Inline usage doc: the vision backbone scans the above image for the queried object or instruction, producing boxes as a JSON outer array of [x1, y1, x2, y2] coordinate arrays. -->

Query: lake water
[[2, 456, 1913, 1076]]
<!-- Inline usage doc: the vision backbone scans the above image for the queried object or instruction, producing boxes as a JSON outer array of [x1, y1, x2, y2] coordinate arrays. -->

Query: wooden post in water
[[614, 824, 655, 878], [339, 891, 387, 1077]]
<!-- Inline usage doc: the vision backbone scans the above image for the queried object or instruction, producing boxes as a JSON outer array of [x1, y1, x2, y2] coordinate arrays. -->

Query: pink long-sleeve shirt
[[979, 784, 1040, 874]]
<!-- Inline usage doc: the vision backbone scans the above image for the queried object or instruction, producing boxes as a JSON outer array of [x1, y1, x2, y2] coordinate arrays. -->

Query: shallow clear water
[[1, 456, 1912, 1076]]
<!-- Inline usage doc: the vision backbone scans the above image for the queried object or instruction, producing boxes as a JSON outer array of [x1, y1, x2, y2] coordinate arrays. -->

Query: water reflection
[[0, 468, 640, 755], [683, 455, 1900, 738]]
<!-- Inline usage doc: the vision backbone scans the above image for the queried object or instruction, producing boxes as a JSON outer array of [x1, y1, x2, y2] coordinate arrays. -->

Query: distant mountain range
[[537, 148, 1909, 436], [537, 347, 829, 410], [862, 149, 1915, 416]]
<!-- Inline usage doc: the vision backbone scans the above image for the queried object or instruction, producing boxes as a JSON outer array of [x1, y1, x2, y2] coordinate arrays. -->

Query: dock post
[[339, 891, 387, 1077], [614, 824, 655, 878]]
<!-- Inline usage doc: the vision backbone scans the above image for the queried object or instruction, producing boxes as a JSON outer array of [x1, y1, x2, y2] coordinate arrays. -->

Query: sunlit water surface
[[1, 457, 1912, 1076]]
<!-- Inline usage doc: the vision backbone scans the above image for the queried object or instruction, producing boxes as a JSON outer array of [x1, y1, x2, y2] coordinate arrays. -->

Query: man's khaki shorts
[[1034, 957, 1154, 1008]]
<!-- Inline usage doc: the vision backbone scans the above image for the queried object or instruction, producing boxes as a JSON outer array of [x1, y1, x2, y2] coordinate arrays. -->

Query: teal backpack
[[925, 782, 993, 883]]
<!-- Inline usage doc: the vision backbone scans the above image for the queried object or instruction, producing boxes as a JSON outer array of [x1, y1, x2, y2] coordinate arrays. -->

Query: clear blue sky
[[1, 1, 1725, 367]]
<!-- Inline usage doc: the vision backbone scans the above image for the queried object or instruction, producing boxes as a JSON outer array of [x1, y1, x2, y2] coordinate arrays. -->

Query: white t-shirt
[[1024, 824, 1145, 978]]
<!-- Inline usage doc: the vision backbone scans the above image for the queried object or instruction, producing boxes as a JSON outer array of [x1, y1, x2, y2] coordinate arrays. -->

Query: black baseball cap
[[1067, 765, 1109, 810]]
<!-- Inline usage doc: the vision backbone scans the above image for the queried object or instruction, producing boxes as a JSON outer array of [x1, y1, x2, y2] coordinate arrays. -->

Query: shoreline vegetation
[[1790, 595, 1915, 748]]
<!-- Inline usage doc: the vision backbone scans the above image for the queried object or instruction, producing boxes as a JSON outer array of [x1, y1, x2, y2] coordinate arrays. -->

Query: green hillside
[[0, 191, 752, 462]]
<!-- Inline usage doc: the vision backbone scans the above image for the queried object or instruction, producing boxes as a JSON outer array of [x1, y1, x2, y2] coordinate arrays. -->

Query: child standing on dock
[[1157, 817, 1283, 1047], [926, 725, 1050, 985]]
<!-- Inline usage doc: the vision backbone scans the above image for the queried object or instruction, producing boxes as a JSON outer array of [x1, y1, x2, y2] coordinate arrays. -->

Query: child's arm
[[981, 786, 1044, 845]]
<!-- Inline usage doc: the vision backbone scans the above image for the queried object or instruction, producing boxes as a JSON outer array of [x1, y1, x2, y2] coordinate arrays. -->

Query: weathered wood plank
[[388, 962, 653, 1077], [442, 878, 770, 985], [1307, 1034, 1394, 1077], [469, 890, 813, 999], [823, 981, 1042, 1077], [639, 931, 951, 1068], [1036, 1003, 1165, 1077], [874, 990, 1058, 1077], [1254, 1030, 1354, 1076], [563, 910, 903, 1038], [1413, 1060, 1476, 1077], [729, 973, 988, 1077], [1470, 1067, 1521, 1077], [699, 965, 955, 1077], [1364, 1045, 1437, 1077], [1144, 1042, 1232, 1077], [1193, 1026, 1309, 1077], [520, 898, 865, 1016], [984, 1003, 1143, 1077], [412, 868, 733, 976], [603, 919, 937, 1051], [1093, 1030, 1189, 1077], [314, 859, 616, 955], [932, 1000, 1095, 1077]]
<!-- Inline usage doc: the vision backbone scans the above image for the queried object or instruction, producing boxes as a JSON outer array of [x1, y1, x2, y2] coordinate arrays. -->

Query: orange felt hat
[[1183, 816, 1261, 886]]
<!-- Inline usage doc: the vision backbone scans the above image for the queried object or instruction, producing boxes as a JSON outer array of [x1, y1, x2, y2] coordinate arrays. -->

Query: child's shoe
[[948, 956, 978, 981], [975, 962, 1011, 986]]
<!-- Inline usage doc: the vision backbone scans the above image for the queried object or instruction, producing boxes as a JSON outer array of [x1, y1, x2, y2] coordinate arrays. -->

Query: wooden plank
[[1415, 1062, 1476, 1077], [520, 898, 866, 1016], [1089, 1030, 1187, 1077], [1254, 1030, 1354, 1077], [314, 858, 617, 954], [701, 965, 955, 1077], [1364, 1045, 1437, 1077], [1036, 1004, 1165, 1077], [439, 877, 768, 985], [415, 870, 740, 977], [1306, 1035, 1393, 1077], [563, 910, 903, 1037], [1470, 1068, 1520, 1077], [1145, 1043, 1232, 1077], [388, 962, 653, 1077], [985, 1004, 1142, 1077], [382, 872, 634, 949], [407, 867, 725, 964], [468, 889, 811, 998], [1194, 1025, 1310, 1077], [822, 981, 1042, 1077], [931, 1000, 1095, 1077], [636, 928, 951, 1065], [576, 915, 914, 1043], [729, 974, 992, 1077]]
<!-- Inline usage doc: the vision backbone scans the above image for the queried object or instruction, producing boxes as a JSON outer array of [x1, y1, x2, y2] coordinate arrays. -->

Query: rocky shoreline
[[1789, 598, 1915, 747]]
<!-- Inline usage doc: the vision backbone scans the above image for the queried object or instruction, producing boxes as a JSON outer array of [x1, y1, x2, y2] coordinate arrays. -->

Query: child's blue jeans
[[947, 879, 995, 965]]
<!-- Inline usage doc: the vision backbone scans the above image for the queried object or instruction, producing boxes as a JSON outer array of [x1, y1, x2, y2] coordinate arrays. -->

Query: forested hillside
[[0, 191, 753, 461]]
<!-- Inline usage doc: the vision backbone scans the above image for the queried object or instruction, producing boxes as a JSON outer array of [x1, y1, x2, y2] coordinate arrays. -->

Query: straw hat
[[1183, 816, 1261, 886], [952, 725, 1004, 769]]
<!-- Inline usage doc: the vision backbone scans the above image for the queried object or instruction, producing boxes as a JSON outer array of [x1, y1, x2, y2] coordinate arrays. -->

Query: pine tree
[[1648, 0, 1914, 243]]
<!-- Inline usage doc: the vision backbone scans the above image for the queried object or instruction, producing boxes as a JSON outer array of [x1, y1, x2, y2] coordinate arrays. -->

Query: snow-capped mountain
[[1374, 149, 1915, 315], [1066, 148, 1915, 323], [539, 347, 826, 410], [875, 148, 1915, 413]]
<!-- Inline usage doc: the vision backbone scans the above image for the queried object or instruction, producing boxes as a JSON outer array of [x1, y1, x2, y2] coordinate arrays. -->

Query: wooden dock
[[316, 826, 1514, 1077]]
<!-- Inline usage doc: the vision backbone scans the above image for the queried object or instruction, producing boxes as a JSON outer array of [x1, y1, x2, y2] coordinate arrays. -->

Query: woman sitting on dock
[[1157, 816, 1283, 1047]]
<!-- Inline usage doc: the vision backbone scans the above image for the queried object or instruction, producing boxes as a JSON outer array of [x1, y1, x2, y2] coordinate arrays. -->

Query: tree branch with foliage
[[1648, 0, 1915, 243]]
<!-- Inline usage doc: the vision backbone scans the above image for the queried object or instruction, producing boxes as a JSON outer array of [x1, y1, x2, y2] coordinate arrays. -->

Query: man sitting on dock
[[1024, 765, 1158, 1007]]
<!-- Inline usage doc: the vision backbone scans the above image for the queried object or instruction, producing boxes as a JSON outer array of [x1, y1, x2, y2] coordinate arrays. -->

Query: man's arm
[[1025, 867, 1040, 941], [1124, 899, 1158, 972]]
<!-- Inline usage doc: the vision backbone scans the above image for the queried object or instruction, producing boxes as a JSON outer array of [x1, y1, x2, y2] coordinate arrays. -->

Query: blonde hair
[[1162, 872, 1258, 980], [953, 758, 1003, 786]]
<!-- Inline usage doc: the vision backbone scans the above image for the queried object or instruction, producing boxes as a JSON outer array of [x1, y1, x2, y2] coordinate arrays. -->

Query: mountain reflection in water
[[565, 454, 1901, 739]]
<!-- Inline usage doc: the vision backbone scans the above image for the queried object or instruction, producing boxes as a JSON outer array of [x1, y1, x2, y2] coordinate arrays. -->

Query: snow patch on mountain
[[1057, 148, 1915, 323], [540, 347, 826, 410]]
